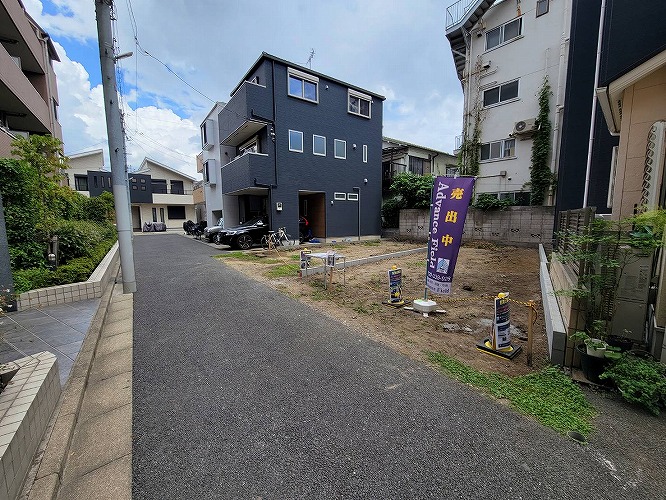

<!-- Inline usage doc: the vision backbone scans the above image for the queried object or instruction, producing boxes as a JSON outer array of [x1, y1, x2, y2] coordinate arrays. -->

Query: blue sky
[[23, 0, 464, 178]]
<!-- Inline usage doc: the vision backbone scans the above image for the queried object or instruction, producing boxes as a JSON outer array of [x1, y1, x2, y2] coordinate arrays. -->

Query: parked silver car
[[203, 217, 224, 243]]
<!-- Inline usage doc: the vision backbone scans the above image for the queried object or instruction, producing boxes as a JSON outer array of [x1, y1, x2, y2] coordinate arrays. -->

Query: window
[[347, 193, 359, 201], [480, 138, 516, 161], [100, 176, 105, 188], [334, 139, 346, 159], [167, 206, 186, 220], [348, 89, 372, 118], [240, 137, 258, 155], [74, 175, 88, 191], [409, 157, 425, 176], [486, 18, 522, 50], [288, 68, 318, 103], [445, 166, 460, 177], [152, 179, 167, 194], [334, 192, 347, 200], [536, 0, 549, 17], [313, 135, 326, 156], [159, 208, 165, 223], [363, 145, 368, 163], [289, 130, 303, 152], [170, 180, 184, 195], [483, 80, 519, 107], [152, 208, 157, 222]]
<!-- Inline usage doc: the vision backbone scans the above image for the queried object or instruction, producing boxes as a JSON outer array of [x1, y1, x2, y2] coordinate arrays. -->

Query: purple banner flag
[[426, 176, 475, 295]]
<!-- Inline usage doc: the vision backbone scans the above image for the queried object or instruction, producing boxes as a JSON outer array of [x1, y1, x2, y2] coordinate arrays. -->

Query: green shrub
[[600, 353, 666, 415], [381, 197, 406, 228], [12, 267, 53, 293], [50, 220, 117, 264], [473, 193, 515, 211], [11, 238, 116, 294]]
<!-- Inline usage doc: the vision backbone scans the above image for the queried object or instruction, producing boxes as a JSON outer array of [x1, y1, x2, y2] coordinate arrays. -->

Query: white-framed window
[[445, 166, 460, 177], [334, 192, 347, 200], [348, 89, 372, 118], [334, 139, 346, 159], [239, 137, 258, 155], [536, 0, 549, 17], [480, 138, 516, 161], [363, 145, 368, 163], [483, 80, 519, 107], [347, 193, 359, 201], [289, 130, 303, 153], [486, 17, 522, 50], [313, 135, 326, 156], [288, 67, 319, 103]]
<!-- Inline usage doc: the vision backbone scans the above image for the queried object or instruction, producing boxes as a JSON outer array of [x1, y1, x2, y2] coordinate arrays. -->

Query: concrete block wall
[[0, 352, 60, 500], [549, 255, 587, 366], [16, 243, 119, 311], [539, 245, 567, 365], [399, 207, 555, 249]]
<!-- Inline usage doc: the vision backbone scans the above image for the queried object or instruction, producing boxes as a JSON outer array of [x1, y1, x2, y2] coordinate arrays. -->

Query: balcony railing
[[446, 0, 479, 29], [220, 152, 273, 194], [150, 188, 193, 195]]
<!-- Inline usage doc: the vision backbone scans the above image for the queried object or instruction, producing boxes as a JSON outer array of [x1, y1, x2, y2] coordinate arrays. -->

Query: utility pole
[[95, 0, 136, 293]]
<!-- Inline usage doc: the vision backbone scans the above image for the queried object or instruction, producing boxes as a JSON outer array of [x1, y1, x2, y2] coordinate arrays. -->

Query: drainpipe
[[430, 152, 439, 176], [583, 0, 607, 208]]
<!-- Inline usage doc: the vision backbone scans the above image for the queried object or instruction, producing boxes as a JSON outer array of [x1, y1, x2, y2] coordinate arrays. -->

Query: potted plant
[[569, 331, 608, 384]]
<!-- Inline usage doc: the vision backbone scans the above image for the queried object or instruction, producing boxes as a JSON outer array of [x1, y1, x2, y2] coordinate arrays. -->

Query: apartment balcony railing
[[150, 188, 193, 195], [220, 152, 273, 194], [219, 81, 272, 146]]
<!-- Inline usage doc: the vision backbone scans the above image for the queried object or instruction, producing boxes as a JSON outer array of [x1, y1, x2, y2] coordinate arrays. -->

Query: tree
[[11, 135, 69, 225], [389, 172, 434, 209]]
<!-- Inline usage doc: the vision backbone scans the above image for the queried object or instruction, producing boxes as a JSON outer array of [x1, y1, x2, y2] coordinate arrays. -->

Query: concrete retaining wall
[[539, 245, 567, 365], [16, 243, 119, 311], [399, 207, 555, 248]]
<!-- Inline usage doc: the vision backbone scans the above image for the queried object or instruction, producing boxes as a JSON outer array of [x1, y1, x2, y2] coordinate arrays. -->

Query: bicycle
[[261, 227, 292, 251]]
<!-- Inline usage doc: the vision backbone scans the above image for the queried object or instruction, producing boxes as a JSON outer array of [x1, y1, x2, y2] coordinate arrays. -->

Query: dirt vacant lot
[[215, 239, 548, 377]]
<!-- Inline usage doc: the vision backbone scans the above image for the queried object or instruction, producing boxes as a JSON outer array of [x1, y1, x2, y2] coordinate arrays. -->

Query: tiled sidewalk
[[0, 299, 100, 385]]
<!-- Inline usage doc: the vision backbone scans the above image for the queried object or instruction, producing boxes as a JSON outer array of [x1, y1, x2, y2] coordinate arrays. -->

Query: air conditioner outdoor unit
[[639, 121, 666, 210], [512, 118, 538, 137]]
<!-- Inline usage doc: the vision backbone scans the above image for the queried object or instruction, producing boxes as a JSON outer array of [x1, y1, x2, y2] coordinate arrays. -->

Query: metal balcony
[[220, 152, 273, 195], [445, 0, 496, 82], [219, 81, 272, 147]]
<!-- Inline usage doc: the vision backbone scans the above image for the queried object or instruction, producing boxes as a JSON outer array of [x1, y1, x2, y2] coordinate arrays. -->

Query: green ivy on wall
[[530, 77, 553, 205], [457, 110, 482, 177]]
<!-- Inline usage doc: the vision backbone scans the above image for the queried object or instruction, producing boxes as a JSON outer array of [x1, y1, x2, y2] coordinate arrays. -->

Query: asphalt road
[[132, 234, 651, 499]]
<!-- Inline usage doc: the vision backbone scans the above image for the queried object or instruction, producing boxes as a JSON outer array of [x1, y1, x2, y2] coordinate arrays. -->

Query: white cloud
[[53, 42, 201, 178], [23, 0, 97, 42]]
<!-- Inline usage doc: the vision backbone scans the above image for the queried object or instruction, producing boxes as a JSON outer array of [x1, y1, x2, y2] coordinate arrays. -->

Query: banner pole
[[424, 177, 435, 301]]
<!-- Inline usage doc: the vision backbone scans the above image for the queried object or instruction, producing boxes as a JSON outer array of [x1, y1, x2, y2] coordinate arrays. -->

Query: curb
[[20, 260, 121, 500]]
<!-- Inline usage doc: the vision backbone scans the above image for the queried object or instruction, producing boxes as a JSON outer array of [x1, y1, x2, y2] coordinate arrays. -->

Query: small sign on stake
[[388, 266, 404, 306], [476, 292, 522, 360]]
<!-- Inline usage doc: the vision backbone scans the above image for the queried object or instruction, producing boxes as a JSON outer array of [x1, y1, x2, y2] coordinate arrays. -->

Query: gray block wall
[[399, 207, 555, 249]]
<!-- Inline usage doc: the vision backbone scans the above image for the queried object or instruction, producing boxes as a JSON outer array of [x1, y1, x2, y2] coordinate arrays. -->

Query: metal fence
[[555, 207, 596, 277]]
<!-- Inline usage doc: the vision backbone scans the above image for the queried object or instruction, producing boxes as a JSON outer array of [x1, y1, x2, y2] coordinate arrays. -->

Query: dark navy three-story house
[[205, 52, 385, 243]]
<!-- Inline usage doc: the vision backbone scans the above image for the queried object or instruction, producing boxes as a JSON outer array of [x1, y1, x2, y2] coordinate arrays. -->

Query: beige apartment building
[[0, 0, 61, 157]]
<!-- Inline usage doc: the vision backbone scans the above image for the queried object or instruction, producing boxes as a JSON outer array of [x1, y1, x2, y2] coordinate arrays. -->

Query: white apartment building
[[198, 102, 226, 226], [446, 0, 569, 204]]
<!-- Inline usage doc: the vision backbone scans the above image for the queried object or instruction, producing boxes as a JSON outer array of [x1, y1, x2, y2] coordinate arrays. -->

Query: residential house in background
[[382, 137, 457, 199], [209, 52, 384, 241], [0, 0, 61, 156], [192, 178, 205, 223], [67, 152, 196, 231], [596, 47, 666, 361], [198, 101, 226, 226]]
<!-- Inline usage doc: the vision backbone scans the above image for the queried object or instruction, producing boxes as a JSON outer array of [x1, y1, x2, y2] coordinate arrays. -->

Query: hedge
[[12, 238, 117, 294]]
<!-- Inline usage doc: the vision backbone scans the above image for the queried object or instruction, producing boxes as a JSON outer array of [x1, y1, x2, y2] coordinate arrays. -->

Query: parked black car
[[218, 215, 269, 249], [204, 217, 224, 243]]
